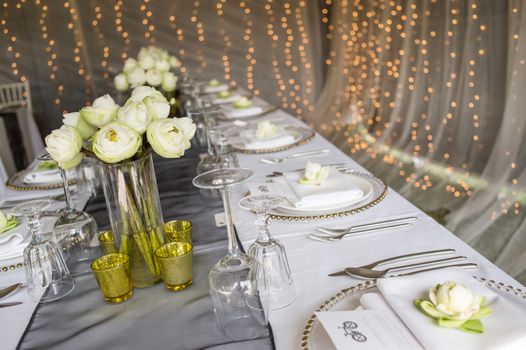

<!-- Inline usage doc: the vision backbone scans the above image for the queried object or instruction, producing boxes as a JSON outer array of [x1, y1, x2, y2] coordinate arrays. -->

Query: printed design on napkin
[[339, 321, 368, 342]]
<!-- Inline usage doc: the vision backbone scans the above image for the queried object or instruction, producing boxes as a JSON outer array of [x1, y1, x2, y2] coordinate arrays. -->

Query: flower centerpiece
[[114, 46, 180, 97], [45, 86, 196, 287], [415, 281, 492, 333]]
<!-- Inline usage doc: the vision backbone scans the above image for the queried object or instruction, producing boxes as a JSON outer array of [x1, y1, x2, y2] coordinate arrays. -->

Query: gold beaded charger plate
[[6, 166, 75, 191], [301, 277, 526, 350], [229, 125, 315, 154], [268, 171, 387, 221]]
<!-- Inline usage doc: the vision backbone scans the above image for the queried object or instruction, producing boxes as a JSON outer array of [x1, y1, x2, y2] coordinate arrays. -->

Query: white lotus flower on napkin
[[255, 120, 279, 140], [147, 118, 196, 158], [127, 67, 147, 88], [63, 111, 96, 140], [123, 58, 138, 74], [217, 91, 232, 99], [233, 96, 253, 109], [0, 210, 19, 234], [114, 73, 129, 92], [162, 72, 178, 92], [145, 69, 162, 86], [429, 281, 485, 321], [45, 125, 83, 169], [298, 162, 330, 185], [117, 101, 151, 134], [92, 122, 142, 163], [80, 94, 119, 128], [208, 79, 221, 87]]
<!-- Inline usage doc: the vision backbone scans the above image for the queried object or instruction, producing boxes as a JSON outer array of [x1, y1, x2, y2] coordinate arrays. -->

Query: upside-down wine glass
[[10, 200, 74, 302], [240, 194, 295, 311], [192, 168, 268, 340], [40, 153, 98, 273]]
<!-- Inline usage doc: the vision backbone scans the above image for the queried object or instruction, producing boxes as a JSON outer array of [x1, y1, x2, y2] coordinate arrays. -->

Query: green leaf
[[457, 319, 484, 334], [415, 299, 446, 319], [438, 318, 467, 328], [471, 306, 492, 319]]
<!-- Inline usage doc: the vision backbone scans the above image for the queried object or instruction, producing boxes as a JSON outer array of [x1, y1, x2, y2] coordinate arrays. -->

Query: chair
[[0, 80, 44, 178]]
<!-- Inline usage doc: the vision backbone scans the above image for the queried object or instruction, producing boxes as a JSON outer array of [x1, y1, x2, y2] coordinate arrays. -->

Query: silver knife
[[0, 283, 23, 299], [0, 301, 23, 308]]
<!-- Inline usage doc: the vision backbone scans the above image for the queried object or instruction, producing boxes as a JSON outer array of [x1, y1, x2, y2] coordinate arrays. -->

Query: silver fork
[[309, 221, 414, 242], [317, 216, 418, 236], [260, 149, 331, 164]]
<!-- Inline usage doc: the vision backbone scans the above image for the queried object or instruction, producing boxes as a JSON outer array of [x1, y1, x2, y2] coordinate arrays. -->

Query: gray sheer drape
[[1, 0, 526, 282]]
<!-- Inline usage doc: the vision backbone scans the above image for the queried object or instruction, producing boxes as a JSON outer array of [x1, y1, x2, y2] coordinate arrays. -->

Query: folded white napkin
[[221, 105, 263, 119], [240, 129, 295, 150], [0, 227, 27, 260], [203, 84, 229, 94], [377, 270, 526, 350], [284, 168, 364, 209], [212, 94, 242, 105]]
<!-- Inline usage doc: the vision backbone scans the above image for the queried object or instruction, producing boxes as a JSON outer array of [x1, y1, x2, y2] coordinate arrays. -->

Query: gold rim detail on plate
[[269, 171, 388, 221], [230, 126, 315, 155], [0, 262, 24, 273], [300, 277, 526, 349], [6, 169, 76, 191]]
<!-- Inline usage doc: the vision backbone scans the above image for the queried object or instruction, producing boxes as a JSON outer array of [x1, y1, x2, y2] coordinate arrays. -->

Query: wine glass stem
[[28, 211, 44, 243], [204, 114, 215, 156], [256, 210, 272, 242], [60, 168, 74, 212], [220, 186, 241, 257]]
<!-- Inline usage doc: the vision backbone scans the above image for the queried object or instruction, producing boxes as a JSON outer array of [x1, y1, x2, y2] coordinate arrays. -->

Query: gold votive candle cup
[[91, 253, 133, 303], [98, 231, 117, 255], [155, 242, 193, 291], [164, 220, 193, 244]]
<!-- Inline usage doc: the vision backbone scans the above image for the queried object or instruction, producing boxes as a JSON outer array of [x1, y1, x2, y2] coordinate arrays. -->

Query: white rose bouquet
[[114, 46, 181, 95], [45, 86, 196, 168]]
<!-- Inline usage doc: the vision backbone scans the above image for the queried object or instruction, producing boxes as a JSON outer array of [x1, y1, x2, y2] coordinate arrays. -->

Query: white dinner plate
[[229, 126, 315, 154], [276, 173, 374, 213]]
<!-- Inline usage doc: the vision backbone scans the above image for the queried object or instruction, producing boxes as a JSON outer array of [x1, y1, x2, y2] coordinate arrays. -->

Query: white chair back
[[0, 80, 44, 166]]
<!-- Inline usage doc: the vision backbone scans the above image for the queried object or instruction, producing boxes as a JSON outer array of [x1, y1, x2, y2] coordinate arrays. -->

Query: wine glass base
[[42, 277, 74, 303], [221, 314, 268, 341]]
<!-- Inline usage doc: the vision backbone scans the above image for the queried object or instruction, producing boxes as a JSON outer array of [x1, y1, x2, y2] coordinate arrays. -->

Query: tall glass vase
[[98, 153, 165, 288]]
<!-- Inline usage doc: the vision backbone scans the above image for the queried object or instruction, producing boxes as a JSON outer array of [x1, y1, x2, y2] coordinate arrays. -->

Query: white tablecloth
[[229, 109, 525, 349]]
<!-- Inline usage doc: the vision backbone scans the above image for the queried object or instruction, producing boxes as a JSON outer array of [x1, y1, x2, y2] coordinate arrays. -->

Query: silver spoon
[[345, 256, 468, 279]]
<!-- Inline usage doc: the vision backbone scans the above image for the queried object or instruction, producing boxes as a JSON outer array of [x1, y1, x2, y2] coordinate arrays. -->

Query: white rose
[[80, 94, 119, 128], [127, 67, 147, 88], [169, 55, 181, 68], [255, 120, 279, 140], [92, 122, 142, 163], [123, 58, 138, 74], [147, 118, 193, 158], [127, 86, 170, 119], [155, 59, 170, 72], [429, 281, 484, 321], [145, 69, 162, 86], [63, 111, 96, 140], [117, 101, 151, 134], [172, 117, 196, 147], [299, 162, 330, 185], [114, 73, 129, 92], [161, 72, 178, 92], [45, 125, 83, 169], [139, 54, 155, 70]]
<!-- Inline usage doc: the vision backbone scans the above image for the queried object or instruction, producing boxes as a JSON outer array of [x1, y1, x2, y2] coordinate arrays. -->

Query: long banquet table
[[1, 104, 525, 349]]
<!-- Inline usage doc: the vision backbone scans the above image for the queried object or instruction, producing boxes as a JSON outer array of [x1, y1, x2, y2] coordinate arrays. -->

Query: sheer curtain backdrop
[[1, 0, 525, 282]]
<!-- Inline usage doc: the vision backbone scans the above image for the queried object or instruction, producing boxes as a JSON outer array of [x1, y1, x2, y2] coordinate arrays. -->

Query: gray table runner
[[17, 151, 274, 350]]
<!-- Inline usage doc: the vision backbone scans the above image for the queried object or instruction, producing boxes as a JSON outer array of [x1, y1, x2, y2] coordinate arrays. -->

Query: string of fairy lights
[[0, 0, 523, 217]]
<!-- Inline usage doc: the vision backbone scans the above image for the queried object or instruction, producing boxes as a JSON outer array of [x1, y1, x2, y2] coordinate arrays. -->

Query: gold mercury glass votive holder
[[164, 220, 193, 244], [91, 253, 133, 303], [155, 242, 193, 291], [98, 231, 117, 255]]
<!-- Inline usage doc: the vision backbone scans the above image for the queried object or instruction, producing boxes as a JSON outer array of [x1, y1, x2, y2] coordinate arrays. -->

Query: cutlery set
[[260, 148, 331, 164], [328, 249, 478, 279]]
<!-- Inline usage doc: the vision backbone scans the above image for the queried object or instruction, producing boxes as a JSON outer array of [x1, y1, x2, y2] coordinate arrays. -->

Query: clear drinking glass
[[192, 168, 268, 340], [240, 195, 296, 310], [53, 167, 98, 273], [11, 200, 74, 303]]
